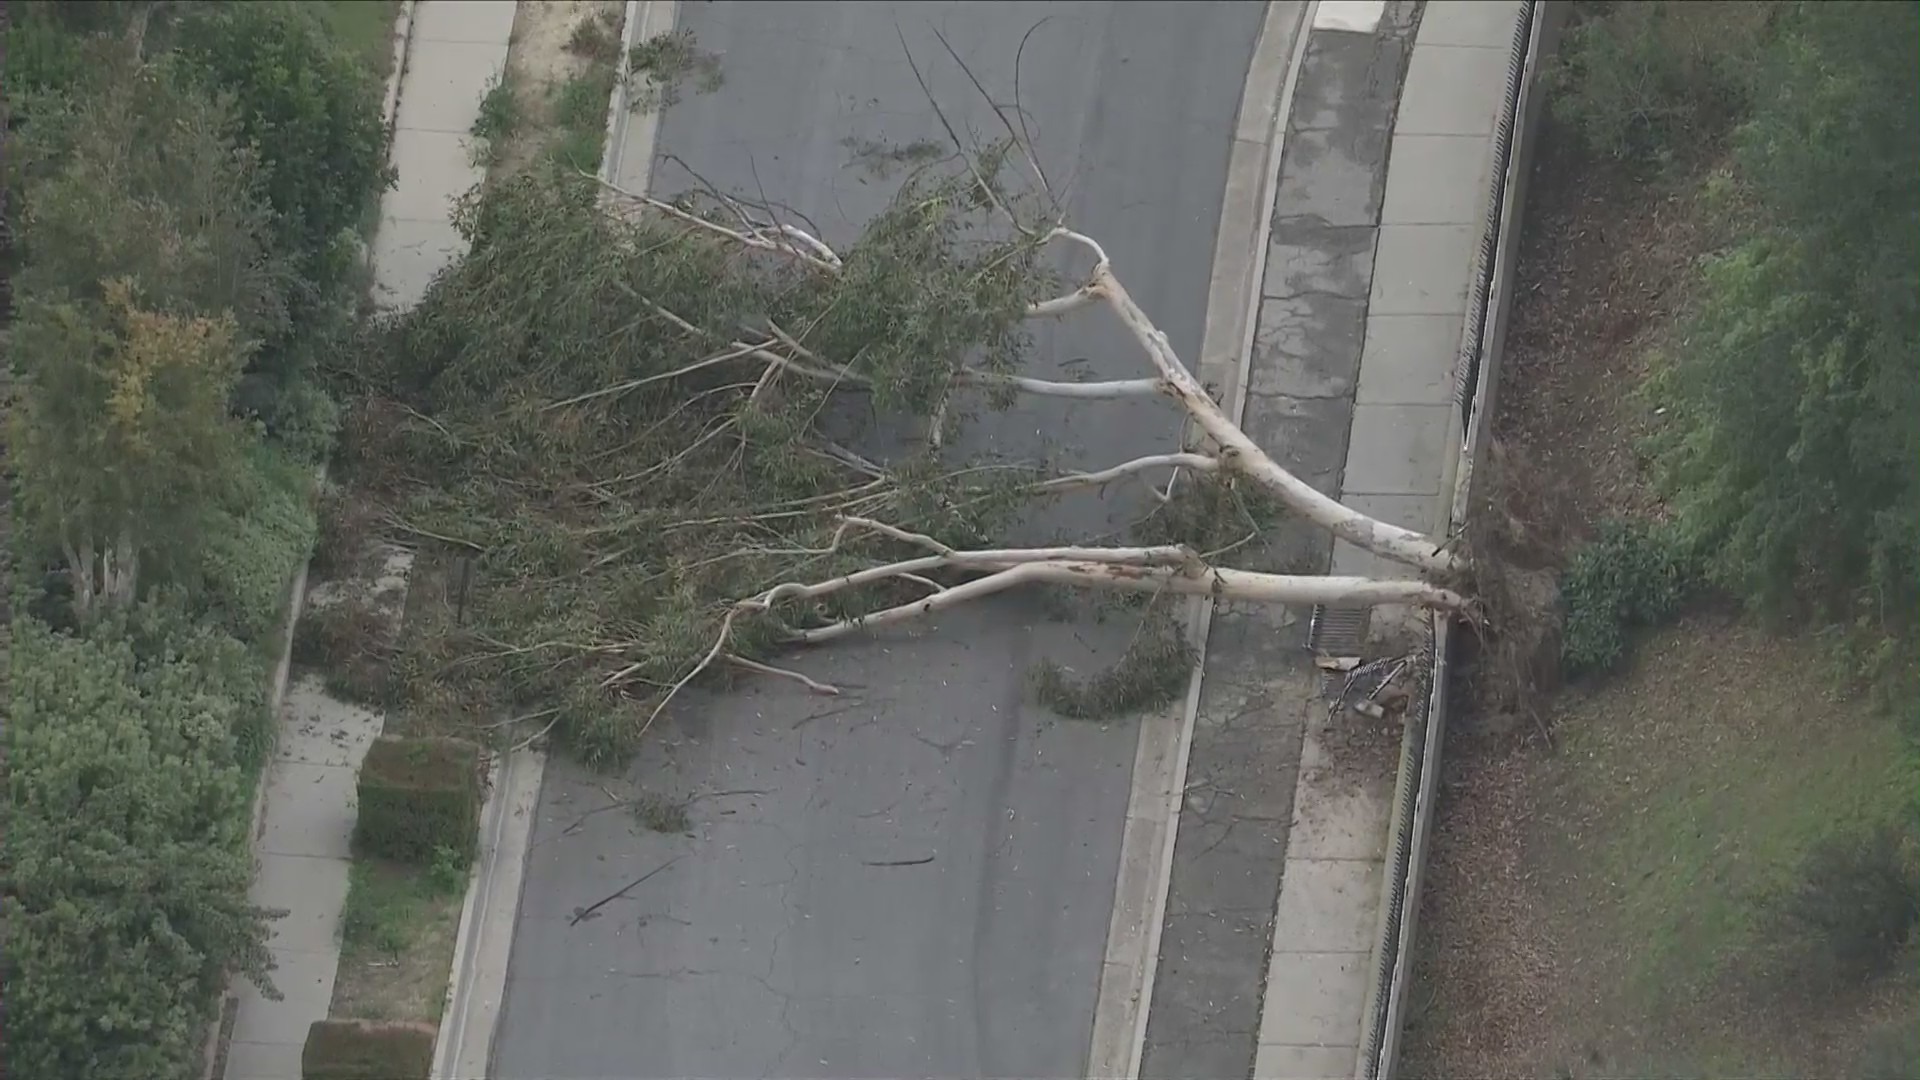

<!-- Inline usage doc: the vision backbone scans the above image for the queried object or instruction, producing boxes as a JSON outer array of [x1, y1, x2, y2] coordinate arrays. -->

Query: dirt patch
[[1409, 613, 1916, 1078], [1489, 132, 1708, 543], [492, 1, 625, 177], [1404, 112, 1919, 1079]]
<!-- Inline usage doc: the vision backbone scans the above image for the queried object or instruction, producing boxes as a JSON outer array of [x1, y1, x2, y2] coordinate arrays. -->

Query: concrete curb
[[431, 4, 681, 1075], [1359, 4, 1563, 1077], [1084, 4, 1315, 1077], [201, 8, 420, 1077]]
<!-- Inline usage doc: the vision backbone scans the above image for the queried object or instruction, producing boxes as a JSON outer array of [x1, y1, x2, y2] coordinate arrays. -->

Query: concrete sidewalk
[[1247, 1, 1523, 1078], [221, 4, 513, 1078]]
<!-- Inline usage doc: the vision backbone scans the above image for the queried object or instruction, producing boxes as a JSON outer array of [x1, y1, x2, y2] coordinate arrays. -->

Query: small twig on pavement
[[860, 855, 935, 867], [569, 855, 686, 927]]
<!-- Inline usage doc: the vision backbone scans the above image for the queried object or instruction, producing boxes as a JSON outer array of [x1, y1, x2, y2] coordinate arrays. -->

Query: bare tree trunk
[[63, 538, 96, 619]]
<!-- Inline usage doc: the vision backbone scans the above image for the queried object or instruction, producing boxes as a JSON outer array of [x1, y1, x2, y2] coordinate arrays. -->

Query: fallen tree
[[331, 131, 1474, 764]]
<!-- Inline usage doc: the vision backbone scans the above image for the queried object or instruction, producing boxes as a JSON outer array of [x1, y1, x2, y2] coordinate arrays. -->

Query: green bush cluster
[[1559, 520, 1694, 675], [192, 445, 320, 645], [4, 614, 276, 1080], [1545, 1, 1778, 163], [173, 2, 394, 303], [1559, 3, 1920, 651], [301, 1019, 436, 1080], [2, 7, 395, 1075], [354, 737, 484, 866]]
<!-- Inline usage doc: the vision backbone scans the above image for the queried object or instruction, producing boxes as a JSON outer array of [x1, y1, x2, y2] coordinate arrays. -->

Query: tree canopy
[[1649, 0, 1920, 623]]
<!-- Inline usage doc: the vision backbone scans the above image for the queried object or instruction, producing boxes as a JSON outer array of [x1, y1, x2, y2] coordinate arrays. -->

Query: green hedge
[[354, 737, 482, 866], [302, 1019, 436, 1080]]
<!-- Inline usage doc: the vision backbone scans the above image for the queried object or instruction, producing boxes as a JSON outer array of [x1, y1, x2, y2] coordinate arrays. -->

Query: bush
[[301, 1019, 436, 1080], [1767, 826, 1919, 985], [173, 2, 392, 292], [1559, 520, 1694, 674], [354, 737, 483, 865], [9, 43, 292, 341], [5, 616, 275, 1080], [191, 445, 319, 645], [109, 596, 278, 776], [1648, 2, 1919, 623], [1545, 1, 1777, 162]]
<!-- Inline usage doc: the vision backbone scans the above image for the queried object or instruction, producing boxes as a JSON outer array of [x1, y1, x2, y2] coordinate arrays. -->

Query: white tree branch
[[959, 371, 1165, 399], [1033, 228, 1461, 577], [1035, 452, 1219, 494], [792, 558, 1469, 645], [594, 173, 843, 273]]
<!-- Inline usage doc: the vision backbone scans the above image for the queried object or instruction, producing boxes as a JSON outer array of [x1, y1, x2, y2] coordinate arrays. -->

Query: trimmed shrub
[[301, 1019, 436, 1080], [354, 737, 483, 866], [1559, 520, 1695, 675]]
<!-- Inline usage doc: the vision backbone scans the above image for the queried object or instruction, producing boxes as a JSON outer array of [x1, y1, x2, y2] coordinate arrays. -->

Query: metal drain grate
[[1306, 604, 1372, 693]]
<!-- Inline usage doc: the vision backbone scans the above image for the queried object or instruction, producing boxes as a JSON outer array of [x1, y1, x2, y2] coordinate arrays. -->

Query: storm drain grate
[[1306, 605, 1372, 693]]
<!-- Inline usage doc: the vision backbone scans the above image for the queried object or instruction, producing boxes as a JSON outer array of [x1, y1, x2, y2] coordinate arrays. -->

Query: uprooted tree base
[[329, 144, 1478, 767]]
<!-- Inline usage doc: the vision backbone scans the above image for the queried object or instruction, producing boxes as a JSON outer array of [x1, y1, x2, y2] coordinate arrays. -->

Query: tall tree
[[1652, 0, 1920, 619], [11, 282, 251, 617]]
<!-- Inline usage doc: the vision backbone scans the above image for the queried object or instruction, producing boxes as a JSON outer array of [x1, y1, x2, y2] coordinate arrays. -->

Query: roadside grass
[[1402, 10, 1920, 1068], [1533, 615, 1917, 1068], [331, 855, 467, 1023], [316, 0, 404, 83], [483, 1, 627, 180]]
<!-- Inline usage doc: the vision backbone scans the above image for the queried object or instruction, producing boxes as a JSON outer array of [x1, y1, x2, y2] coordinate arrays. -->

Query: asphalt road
[[492, 5, 1264, 1077]]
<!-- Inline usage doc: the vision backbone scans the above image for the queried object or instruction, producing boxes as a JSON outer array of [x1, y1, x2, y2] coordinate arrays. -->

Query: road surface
[[492, 4, 1264, 1077]]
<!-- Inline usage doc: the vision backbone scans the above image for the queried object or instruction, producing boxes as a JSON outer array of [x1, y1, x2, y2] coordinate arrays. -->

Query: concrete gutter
[[432, 4, 681, 1075], [1084, 4, 1314, 1076], [1357, 3, 1565, 1078]]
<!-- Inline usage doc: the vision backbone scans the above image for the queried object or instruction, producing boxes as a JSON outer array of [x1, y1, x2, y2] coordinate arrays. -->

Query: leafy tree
[[10, 281, 253, 617], [1650, 1, 1920, 621], [173, 1, 393, 302], [7, 39, 290, 340], [4, 614, 275, 1080]]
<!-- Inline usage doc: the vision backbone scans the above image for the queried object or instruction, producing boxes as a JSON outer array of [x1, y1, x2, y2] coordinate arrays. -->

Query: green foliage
[[339, 159, 1045, 762], [340, 855, 462, 960], [8, 43, 291, 340], [1545, 1, 1778, 163], [1132, 470, 1287, 554], [1559, 520, 1694, 675], [107, 596, 278, 775], [555, 68, 616, 133], [173, 2, 393, 295], [301, 1019, 436, 1080], [1031, 613, 1196, 720], [470, 74, 521, 165], [2, 2, 90, 99], [191, 445, 319, 644], [1763, 825, 1919, 985], [547, 70, 616, 170], [1647, 1, 1920, 625], [353, 737, 482, 866], [626, 28, 725, 109], [10, 283, 257, 612], [5, 615, 275, 1080]]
